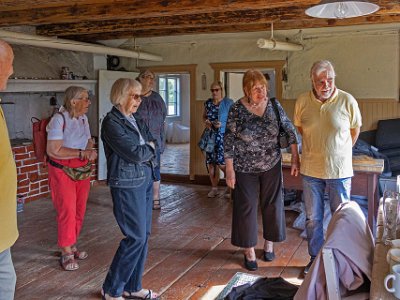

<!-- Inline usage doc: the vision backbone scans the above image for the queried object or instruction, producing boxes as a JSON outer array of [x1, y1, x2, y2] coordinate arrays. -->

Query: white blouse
[[46, 107, 91, 150]]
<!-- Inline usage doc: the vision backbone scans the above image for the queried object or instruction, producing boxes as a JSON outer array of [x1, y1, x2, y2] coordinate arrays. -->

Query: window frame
[[157, 74, 181, 117]]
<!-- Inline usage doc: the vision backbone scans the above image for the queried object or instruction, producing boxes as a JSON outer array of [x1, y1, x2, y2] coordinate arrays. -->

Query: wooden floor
[[13, 182, 309, 300], [161, 143, 189, 175]]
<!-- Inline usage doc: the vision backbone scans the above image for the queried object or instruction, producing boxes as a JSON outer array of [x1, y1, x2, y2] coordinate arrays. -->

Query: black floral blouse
[[224, 98, 298, 173]]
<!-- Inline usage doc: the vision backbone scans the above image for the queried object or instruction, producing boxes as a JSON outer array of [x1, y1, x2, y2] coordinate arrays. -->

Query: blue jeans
[[154, 148, 161, 181], [0, 248, 16, 300], [102, 166, 153, 297], [302, 175, 351, 258]]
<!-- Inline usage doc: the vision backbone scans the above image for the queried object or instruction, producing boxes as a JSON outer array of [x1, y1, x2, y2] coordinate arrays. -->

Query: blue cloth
[[302, 175, 351, 257], [102, 166, 153, 297], [153, 147, 161, 181], [0, 248, 16, 300], [204, 97, 233, 165], [217, 97, 234, 134], [101, 107, 157, 187]]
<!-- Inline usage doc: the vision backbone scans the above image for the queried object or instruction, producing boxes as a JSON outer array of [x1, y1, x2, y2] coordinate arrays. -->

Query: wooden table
[[370, 202, 397, 299], [281, 153, 384, 232]]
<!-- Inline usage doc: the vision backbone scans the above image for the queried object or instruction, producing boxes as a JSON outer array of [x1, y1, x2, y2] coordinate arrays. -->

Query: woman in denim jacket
[[101, 78, 159, 300], [202, 81, 234, 198]]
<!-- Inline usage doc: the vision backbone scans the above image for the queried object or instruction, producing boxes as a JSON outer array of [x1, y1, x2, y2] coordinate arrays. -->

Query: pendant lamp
[[305, 0, 379, 19]]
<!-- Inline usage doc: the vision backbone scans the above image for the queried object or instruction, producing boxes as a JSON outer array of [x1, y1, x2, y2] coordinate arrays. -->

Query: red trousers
[[48, 158, 91, 248]]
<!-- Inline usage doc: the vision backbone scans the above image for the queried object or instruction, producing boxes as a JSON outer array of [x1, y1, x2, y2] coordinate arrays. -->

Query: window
[[158, 75, 180, 116]]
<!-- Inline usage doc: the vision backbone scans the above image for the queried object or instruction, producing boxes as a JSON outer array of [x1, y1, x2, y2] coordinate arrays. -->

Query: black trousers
[[231, 160, 286, 248]]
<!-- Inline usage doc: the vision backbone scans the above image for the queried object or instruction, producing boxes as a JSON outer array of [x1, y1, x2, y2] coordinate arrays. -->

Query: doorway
[[155, 72, 190, 175], [210, 61, 285, 101], [224, 69, 277, 100], [143, 64, 196, 179]]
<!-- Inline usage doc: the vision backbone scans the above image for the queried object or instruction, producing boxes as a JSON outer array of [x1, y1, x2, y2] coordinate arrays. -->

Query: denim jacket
[[218, 97, 234, 134], [101, 107, 157, 188]]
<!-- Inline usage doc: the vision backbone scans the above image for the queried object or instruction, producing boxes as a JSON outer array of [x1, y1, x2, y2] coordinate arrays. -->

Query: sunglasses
[[210, 88, 220, 92], [128, 94, 141, 100]]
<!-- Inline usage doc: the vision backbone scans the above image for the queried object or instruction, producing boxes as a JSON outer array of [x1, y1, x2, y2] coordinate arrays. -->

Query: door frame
[[210, 60, 286, 101], [139, 64, 197, 180]]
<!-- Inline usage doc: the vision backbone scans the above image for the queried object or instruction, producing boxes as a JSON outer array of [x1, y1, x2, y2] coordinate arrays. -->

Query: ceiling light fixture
[[257, 23, 303, 51], [305, 0, 379, 19]]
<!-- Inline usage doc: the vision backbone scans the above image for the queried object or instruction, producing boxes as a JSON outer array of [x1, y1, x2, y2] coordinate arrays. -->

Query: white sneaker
[[207, 188, 219, 198]]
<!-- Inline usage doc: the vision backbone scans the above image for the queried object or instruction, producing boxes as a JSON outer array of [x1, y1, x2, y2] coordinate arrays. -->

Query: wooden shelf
[[3, 79, 97, 93]]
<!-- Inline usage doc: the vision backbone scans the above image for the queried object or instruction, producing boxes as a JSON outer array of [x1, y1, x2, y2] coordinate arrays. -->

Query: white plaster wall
[[1, 92, 62, 140], [122, 24, 399, 101], [12, 45, 95, 80], [1, 92, 98, 140]]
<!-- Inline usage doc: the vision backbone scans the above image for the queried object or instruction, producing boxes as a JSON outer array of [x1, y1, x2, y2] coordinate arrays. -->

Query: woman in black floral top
[[224, 69, 300, 271]]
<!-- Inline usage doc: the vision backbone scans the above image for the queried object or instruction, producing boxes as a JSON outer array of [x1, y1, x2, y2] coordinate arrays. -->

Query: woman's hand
[[290, 157, 300, 176], [212, 120, 221, 129], [290, 144, 300, 176], [82, 149, 97, 161], [226, 171, 236, 189], [225, 158, 236, 189], [204, 119, 212, 129]]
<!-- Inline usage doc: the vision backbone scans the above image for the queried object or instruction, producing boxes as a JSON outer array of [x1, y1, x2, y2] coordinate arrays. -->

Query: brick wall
[[12, 140, 98, 203]]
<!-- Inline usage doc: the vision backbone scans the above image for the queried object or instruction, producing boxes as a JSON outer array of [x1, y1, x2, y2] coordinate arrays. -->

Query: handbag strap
[[270, 97, 284, 131]]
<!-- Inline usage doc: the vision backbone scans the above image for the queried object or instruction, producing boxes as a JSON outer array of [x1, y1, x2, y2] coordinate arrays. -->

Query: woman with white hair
[[101, 78, 159, 300]]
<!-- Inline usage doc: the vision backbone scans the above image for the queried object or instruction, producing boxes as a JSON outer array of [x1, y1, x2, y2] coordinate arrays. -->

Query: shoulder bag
[[270, 98, 290, 149]]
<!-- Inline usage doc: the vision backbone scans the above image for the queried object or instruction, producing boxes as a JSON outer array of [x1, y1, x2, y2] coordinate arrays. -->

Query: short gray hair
[[64, 86, 88, 113], [110, 78, 142, 106], [310, 60, 336, 79]]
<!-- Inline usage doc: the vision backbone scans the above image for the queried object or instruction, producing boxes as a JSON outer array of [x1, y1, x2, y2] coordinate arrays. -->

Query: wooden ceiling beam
[[63, 14, 400, 42], [36, 3, 400, 38], [0, 0, 317, 26], [36, 8, 302, 36]]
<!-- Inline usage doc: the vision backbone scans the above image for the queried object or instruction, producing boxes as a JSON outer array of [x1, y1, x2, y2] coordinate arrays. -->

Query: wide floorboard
[[13, 182, 308, 299]]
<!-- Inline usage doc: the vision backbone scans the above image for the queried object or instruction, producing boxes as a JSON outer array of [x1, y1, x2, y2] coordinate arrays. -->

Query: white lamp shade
[[305, 0, 379, 19], [257, 38, 303, 51]]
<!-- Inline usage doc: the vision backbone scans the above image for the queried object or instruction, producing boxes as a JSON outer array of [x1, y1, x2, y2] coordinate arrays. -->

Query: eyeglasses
[[210, 88, 220, 93], [76, 97, 90, 102], [141, 75, 154, 80], [129, 94, 141, 100]]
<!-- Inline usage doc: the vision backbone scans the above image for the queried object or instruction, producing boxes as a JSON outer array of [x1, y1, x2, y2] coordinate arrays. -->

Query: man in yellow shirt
[[0, 39, 18, 299], [294, 60, 362, 275]]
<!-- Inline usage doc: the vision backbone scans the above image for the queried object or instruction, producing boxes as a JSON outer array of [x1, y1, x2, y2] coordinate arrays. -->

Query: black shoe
[[244, 255, 258, 271], [263, 251, 275, 262], [303, 258, 315, 275]]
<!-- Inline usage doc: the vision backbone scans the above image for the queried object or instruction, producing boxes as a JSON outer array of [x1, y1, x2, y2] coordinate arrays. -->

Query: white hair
[[310, 60, 336, 79]]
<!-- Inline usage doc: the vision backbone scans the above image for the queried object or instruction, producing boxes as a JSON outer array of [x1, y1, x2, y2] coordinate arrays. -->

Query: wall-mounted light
[[257, 23, 303, 51], [257, 39, 303, 51], [305, 0, 379, 19]]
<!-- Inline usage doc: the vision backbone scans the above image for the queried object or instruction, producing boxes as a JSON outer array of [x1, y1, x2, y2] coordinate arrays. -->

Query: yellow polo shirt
[[294, 89, 362, 179], [0, 104, 18, 252]]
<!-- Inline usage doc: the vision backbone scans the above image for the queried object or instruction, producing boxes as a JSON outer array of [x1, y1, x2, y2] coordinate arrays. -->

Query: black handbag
[[270, 98, 290, 149]]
